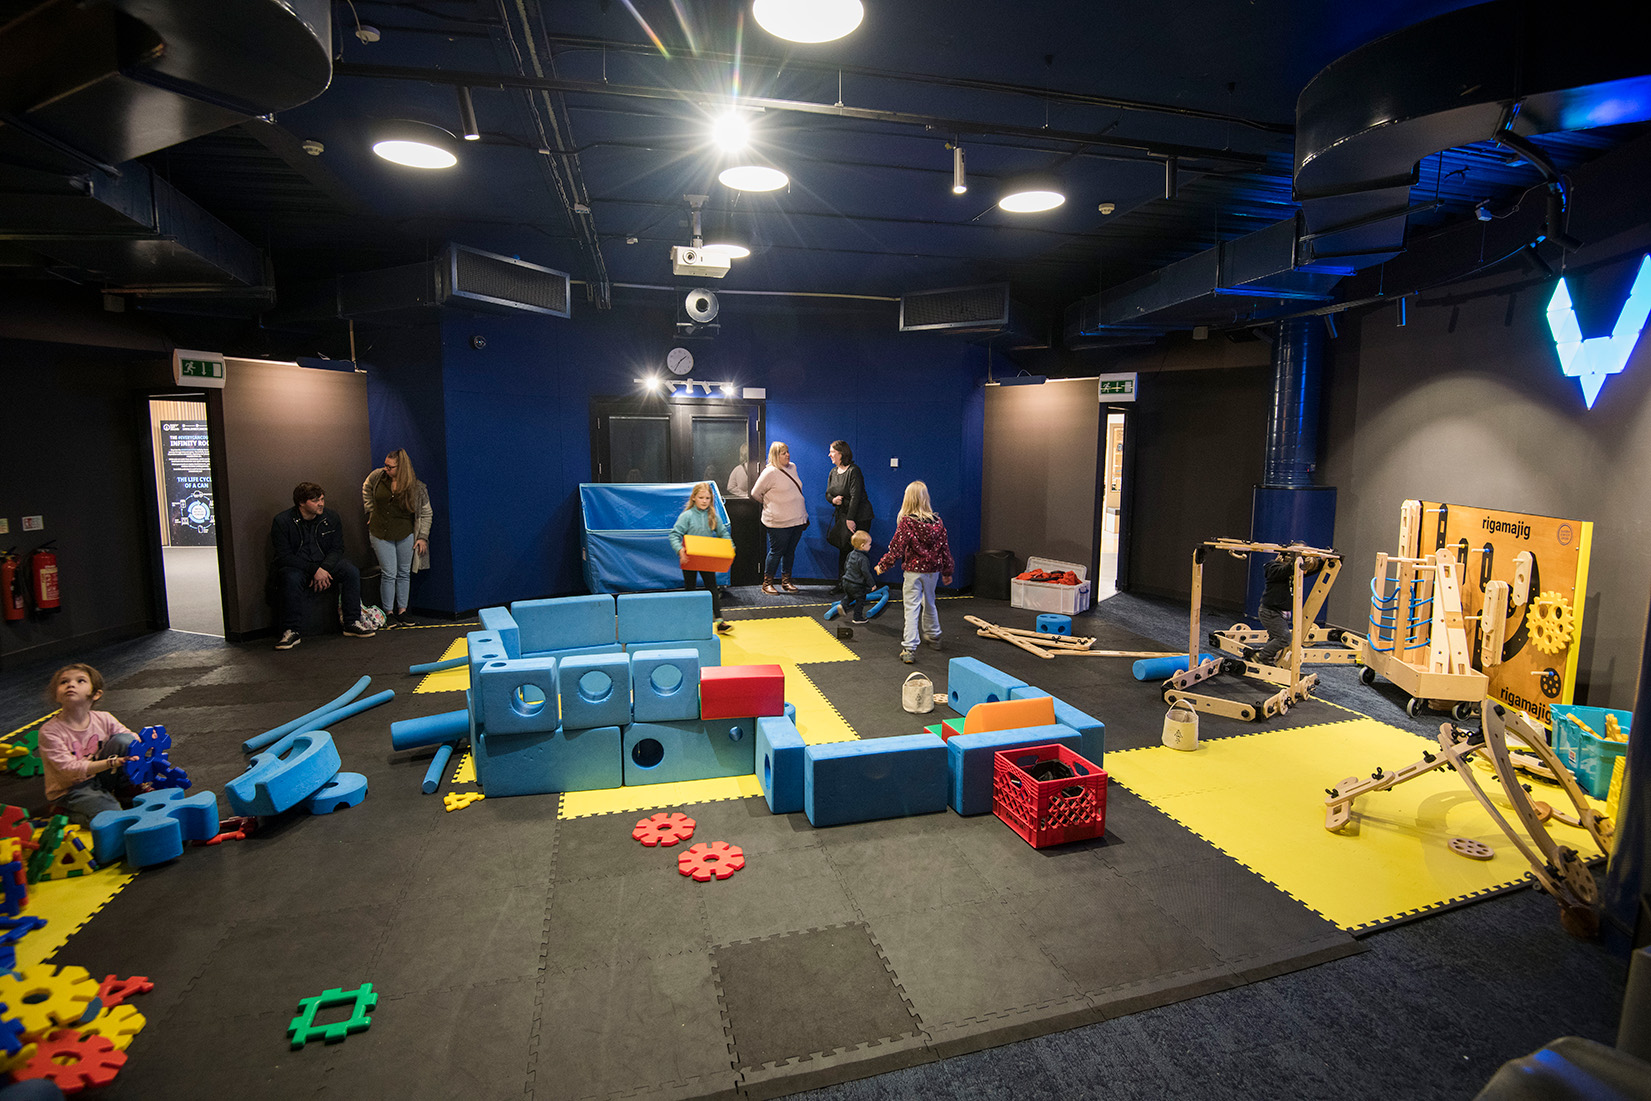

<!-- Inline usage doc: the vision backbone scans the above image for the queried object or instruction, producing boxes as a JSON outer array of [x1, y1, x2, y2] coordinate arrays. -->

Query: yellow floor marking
[[1106, 717, 1610, 932], [27, 862, 137, 969], [452, 749, 475, 784], [718, 615, 857, 665], [561, 774, 764, 818], [415, 637, 471, 694]]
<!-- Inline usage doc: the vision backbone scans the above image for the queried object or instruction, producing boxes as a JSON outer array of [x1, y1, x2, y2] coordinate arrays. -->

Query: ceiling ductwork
[[0, 0, 332, 293], [273, 244, 572, 326], [900, 284, 1049, 352]]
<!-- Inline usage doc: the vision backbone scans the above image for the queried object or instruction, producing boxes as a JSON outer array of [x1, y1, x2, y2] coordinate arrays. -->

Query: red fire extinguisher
[[30, 543, 60, 613], [1, 550, 23, 622]]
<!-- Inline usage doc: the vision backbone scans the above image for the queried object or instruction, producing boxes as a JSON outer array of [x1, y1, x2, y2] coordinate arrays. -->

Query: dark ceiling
[[2, 0, 1648, 350]]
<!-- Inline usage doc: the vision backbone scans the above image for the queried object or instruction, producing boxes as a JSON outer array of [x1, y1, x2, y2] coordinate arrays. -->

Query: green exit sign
[[173, 348, 226, 388], [1096, 373, 1137, 401]]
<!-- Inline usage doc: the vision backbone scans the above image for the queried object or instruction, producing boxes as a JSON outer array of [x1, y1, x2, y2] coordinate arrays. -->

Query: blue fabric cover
[[580, 483, 731, 593]]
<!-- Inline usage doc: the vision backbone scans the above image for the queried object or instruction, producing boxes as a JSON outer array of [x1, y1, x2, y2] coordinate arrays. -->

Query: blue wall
[[381, 296, 985, 613]]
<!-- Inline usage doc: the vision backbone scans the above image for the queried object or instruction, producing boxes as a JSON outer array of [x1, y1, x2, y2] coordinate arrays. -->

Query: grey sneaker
[[926, 637, 944, 651], [899, 649, 914, 664], [343, 618, 377, 638], [275, 630, 301, 650]]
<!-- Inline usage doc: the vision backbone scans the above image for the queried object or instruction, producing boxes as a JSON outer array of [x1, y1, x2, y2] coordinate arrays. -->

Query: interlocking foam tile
[[718, 616, 856, 666], [14, 863, 137, 971], [560, 775, 763, 819], [416, 638, 472, 694], [1104, 717, 1611, 933], [451, 750, 476, 785]]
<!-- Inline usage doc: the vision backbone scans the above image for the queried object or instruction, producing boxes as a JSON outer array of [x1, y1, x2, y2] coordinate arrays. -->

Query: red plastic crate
[[992, 744, 1107, 848]]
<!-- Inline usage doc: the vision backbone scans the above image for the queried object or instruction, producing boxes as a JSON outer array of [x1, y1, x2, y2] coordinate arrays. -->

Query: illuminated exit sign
[[173, 348, 226, 388], [1096, 373, 1137, 401]]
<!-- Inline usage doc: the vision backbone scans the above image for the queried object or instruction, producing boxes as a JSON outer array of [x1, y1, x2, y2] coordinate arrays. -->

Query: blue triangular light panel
[[1545, 255, 1651, 409]]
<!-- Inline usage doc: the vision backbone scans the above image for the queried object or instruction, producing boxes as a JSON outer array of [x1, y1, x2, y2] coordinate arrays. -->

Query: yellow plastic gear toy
[[0, 964, 100, 1038], [82, 1003, 146, 1051], [1529, 590, 1575, 655]]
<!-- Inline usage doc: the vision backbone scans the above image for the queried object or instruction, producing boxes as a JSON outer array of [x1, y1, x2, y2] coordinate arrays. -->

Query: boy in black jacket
[[1253, 546, 1322, 666], [840, 530, 875, 624], [268, 482, 376, 650]]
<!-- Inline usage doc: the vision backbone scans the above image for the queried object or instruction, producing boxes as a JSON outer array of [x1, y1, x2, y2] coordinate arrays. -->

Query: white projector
[[670, 245, 731, 279]]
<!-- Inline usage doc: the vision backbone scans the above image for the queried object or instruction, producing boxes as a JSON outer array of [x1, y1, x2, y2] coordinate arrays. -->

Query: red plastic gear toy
[[632, 812, 696, 848], [11, 1028, 127, 1092], [677, 841, 745, 881], [97, 975, 154, 1008]]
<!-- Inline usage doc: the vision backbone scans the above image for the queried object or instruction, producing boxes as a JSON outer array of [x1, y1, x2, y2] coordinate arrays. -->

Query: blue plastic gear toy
[[124, 726, 192, 791]]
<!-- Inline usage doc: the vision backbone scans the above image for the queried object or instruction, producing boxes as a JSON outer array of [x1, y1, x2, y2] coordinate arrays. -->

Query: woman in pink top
[[38, 663, 141, 825]]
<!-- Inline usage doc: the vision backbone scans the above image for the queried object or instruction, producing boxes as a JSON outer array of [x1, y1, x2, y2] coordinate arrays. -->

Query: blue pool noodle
[[422, 743, 456, 794], [1131, 653, 1219, 681], [409, 655, 468, 675], [243, 675, 371, 754], [391, 709, 471, 752]]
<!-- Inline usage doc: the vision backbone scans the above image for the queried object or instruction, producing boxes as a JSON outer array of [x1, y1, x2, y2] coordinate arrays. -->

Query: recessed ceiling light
[[702, 242, 751, 259], [999, 177, 1066, 213], [752, 0, 864, 43], [719, 165, 788, 192], [371, 121, 459, 169]]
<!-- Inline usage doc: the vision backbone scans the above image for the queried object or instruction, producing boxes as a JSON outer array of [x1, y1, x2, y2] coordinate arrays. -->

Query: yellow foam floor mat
[[23, 862, 137, 969], [1104, 717, 1611, 933], [415, 637, 470, 693], [718, 615, 857, 665], [561, 775, 764, 818]]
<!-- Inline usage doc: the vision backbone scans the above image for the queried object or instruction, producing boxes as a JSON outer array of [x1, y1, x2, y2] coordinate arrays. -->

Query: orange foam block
[[964, 696, 1056, 735], [700, 664, 784, 720], [681, 535, 735, 573]]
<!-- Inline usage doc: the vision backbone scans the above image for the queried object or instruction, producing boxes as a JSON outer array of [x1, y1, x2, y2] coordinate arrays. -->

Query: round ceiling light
[[752, 0, 864, 43], [998, 177, 1066, 213], [719, 164, 789, 192], [712, 112, 750, 151], [702, 242, 751, 259], [372, 121, 459, 169]]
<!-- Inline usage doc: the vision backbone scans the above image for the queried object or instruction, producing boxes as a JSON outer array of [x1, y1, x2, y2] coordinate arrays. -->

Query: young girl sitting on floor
[[38, 663, 141, 826]]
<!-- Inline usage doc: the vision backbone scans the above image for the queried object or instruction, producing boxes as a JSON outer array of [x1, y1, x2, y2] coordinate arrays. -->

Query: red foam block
[[699, 664, 784, 720]]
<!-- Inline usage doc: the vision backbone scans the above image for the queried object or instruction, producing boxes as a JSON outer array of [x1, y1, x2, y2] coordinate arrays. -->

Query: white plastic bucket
[[1162, 702, 1199, 751], [902, 672, 934, 713]]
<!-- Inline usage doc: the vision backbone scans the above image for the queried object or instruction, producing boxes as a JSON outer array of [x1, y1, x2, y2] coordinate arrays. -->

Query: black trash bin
[[974, 550, 1017, 600]]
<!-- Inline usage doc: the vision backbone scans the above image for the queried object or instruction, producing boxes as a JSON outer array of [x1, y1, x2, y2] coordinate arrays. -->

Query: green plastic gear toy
[[288, 983, 376, 1049]]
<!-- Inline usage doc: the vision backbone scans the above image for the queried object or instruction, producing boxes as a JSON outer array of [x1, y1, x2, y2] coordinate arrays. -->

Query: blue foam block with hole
[[1035, 613, 1072, 635], [947, 723, 1080, 815], [622, 718, 754, 786], [945, 657, 1027, 715], [91, 788, 221, 867], [804, 733, 948, 827], [558, 652, 632, 731], [476, 608, 520, 659], [1008, 686, 1107, 764], [756, 715, 805, 814], [473, 716, 621, 796], [626, 636, 721, 669], [305, 771, 368, 814], [225, 729, 342, 817], [617, 591, 713, 644], [465, 631, 510, 725], [476, 656, 561, 735], [630, 648, 701, 723], [512, 594, 616, 655]]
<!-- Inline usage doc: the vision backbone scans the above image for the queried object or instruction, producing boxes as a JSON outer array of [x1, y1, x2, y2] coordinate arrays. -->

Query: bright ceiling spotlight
[[371, 120, 459, 169], [998, 176, 1066, 213], [752, 0, 863, 43], [457, 87, 480, 141], [951, 145, 967, 195], [712, 112, 750, 151], [719, 164, 788, 192], [702, 241, 751, 259]]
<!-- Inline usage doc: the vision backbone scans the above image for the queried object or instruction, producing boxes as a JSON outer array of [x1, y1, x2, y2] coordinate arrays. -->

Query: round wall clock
[[667, 347, 694, 375]]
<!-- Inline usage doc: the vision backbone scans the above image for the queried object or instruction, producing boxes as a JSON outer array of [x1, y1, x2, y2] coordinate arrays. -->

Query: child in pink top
[[38, 663, 141, 826]]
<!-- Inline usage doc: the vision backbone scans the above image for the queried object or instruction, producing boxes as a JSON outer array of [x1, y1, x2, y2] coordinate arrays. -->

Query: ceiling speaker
[[684, 288, 720, 324]]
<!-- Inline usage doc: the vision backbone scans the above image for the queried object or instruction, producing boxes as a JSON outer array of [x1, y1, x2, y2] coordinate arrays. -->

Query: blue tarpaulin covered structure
[[579, 483, 732, 594]]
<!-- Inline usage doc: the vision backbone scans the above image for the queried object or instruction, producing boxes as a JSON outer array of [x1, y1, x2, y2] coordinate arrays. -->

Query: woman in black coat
[[825, 440, 875, 588]]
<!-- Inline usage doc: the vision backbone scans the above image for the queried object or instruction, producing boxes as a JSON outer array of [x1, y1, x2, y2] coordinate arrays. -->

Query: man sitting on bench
[[269, 481, 376, 650]]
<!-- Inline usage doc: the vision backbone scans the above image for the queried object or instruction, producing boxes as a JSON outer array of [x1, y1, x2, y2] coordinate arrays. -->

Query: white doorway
[[1095, 412, 1126, 601], [149, 399, 223, 635]]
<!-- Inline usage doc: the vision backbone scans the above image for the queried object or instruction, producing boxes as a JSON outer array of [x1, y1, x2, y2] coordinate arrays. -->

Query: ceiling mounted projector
[[671, 245, 731, 279], [683, 288, 720, 324]]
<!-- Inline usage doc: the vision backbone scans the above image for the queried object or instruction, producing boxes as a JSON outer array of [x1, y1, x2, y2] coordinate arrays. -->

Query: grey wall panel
[[981, 379, 1101, 575]]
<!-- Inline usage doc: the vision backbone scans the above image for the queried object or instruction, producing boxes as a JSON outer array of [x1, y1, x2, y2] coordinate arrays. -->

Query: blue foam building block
[[558, 652, 633, 731], [305, 771, 368, 814], [476, 608, 520, 659], [538, 643, 626, 662], [627, 637, 720, 669], [472, 714, 622, 796], [945, 656, 1027, 715], [91, 788, 221, 867], [756, 715, 805, 814], [225, 729, 342, 817], [622, 718, 755, 786], [617, 591, 713, 644], [465, 630, 511, 725], [476, 656, 561, 735], [630, 648, 702, 723], [1036, 613, 1073, 635], [946, 723, 1081, 815], [1008, 686, 1107, 764], [804, 734, 948, 827], [512, 594, 616, 655]]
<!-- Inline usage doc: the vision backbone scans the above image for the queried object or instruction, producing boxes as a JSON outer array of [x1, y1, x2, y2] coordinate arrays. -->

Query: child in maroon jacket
[[875, 481, 954, 663]]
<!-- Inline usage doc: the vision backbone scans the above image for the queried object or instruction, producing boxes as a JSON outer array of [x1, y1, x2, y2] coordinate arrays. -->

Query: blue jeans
[[901, 572, 941, 652], [61, 729, 138, 826], [370, 532, 415, 612], [764, 524, 806, 580], [275, 560, 363, 631]]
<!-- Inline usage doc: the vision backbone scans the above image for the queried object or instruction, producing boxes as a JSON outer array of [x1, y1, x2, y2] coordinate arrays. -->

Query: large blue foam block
[[627, 637, 720, 668], [630, 648, 701, 723], [756, 715, 805, 815], [476, 656, 561, 734], [946, 723, 1080, 815], [1008, 686, 1106, 764], [558, 652, 632, 731], [225, 729, 342, 817], [476, 608, 520, 659], [945, 657, 1027, 716], [512, 594, 616, 655], [91, 788, 220, 867], [472, 716, 622, 796], [617, 591, 713, 644], [622, 718, 754, 786], [804, 734, 947, 827]]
